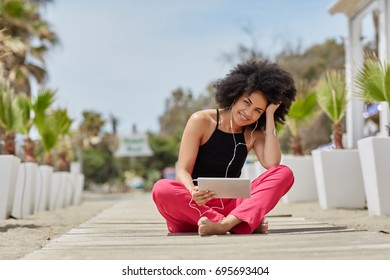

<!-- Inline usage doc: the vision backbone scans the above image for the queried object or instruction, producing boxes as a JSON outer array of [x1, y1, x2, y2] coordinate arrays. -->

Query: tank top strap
[[216, 109, 219, 130]]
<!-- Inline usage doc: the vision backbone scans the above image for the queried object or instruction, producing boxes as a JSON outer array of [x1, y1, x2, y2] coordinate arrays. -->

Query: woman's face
[[232, 90, 268, 126]]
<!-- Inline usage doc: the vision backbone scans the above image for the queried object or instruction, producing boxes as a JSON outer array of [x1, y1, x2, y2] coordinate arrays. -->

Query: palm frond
[[355, 58, 387, 103], [3, 37, 26, 54], [286, 91, 318, 137], [288, 91, 318, 120], [0, 85, 21, 133], [31, 88, 55, 116], [38, 126, 57, 153], [26, 63, 46, 83], [29, 45, 46, 62], [15, 93, 32, 135], [34, 103, 73, 154], [50, 108, 73, 136], [32, 88, 56, 153], [382, 61, 390, 105], [315, 70, 348, 124]]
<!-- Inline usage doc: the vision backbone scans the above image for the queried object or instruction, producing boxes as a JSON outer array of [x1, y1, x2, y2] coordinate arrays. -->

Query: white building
[[329, 0, 390, 147]]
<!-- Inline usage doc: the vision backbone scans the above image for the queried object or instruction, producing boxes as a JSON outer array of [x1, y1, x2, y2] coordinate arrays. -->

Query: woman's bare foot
[[253, 218, 268, 234], [198, 217, 229, 236]]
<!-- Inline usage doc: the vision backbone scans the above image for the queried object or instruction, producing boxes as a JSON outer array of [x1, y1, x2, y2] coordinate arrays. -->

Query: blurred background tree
[[0, 0, 58, 156], [0, 0, 58, 95], [276, 39, 345, 154]]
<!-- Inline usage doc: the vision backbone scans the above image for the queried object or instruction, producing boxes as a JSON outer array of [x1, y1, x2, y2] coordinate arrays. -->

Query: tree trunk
[[56, 151, 70, 171], [4, 132, 16, 155], [23, 137, 36, 162], [43, 153, 54, 166], [333, 122, 344, 149], [290, 135, 303, 156]]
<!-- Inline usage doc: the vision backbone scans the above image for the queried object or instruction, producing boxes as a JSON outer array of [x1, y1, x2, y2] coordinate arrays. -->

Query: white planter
[[358, 136, 390, 215], [0, 155, 21, 219], [312, 149, 366, 209], [11, 162, 38, 218], [34, 165, 53, 213], [72, 173, 85, 205], [63, 172, 73, 207], [281, 155, 318, 203], [70, 161, 81, 174], [241, 161, 266, 181], [69, 161, 84, 205], [49, 172, 67, 210]]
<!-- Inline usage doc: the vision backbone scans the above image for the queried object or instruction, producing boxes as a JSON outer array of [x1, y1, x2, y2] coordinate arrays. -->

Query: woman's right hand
[[191, 186, 216, 206]]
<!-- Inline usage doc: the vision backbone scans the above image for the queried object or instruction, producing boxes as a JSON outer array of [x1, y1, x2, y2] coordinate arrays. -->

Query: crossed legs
[[152, 165, 293, 236]]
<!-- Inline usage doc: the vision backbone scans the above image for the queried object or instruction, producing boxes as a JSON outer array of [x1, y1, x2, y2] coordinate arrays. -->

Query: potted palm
[[0, 85, 21, 219], [35, 107, 73, 210], [355, 57, 390, 215], [31, 89, 56, 212], [15, 94, 36, 161], [11, 94, 39, 218], [312, 70, 366, 209], [67, 129, 85, 206], [56, 135, 74, 207], [281, 90, 319, 203]]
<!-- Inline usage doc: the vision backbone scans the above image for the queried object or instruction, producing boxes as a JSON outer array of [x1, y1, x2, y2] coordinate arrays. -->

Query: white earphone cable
[[188, 108, 258, 217], [225, 109, 258, 177]]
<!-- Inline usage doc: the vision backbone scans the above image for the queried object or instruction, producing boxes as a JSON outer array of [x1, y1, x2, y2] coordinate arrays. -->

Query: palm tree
[[0, 84, 20, 154], [285, 90, 319, 155], [355, 57, 390, 136], [79, 111, 106, 148], [315, 70, 348, 149], [0, 0, 58, 95], [0, 29, 24, 82]]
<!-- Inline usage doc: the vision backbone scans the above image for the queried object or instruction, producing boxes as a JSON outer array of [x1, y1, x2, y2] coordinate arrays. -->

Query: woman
[[152, 59, 297, 236]]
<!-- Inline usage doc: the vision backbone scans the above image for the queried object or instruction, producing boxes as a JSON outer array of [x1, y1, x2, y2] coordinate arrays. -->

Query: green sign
[[115, 133, 153, 157]]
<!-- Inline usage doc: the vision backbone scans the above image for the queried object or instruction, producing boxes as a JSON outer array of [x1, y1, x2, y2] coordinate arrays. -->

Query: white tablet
[[197, 177, 251, 198]]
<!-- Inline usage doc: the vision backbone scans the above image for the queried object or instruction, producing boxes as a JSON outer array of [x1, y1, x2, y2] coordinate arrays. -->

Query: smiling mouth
[[239, 112, 249, 121]]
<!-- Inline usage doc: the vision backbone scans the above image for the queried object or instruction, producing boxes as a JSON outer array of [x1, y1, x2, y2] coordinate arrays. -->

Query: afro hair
[[215, 59, 297, 130]]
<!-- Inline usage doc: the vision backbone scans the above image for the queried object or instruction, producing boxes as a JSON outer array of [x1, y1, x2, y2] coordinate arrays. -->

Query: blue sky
[[42, 0, 348, 134]]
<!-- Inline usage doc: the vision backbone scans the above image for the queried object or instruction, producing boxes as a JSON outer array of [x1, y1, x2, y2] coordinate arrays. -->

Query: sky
[[41, 0, 348, 135]]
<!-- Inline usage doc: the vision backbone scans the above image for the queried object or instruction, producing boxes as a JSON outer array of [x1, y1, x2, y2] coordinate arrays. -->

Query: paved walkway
[[22, 192, 390, 260]]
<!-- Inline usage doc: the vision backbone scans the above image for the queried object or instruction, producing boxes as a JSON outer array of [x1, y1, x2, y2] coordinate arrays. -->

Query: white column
[[345, 16, 365, 148], [378, 0, 390, 136]]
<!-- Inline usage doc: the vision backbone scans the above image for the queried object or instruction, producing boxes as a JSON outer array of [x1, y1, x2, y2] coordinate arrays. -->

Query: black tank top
[[191, 109, 248, 179]]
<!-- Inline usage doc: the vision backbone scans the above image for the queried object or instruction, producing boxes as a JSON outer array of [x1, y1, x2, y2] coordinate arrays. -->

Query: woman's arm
[[176, 111, 216, 205], [176, 113, 203, 192], [253, 103, 282, 169]]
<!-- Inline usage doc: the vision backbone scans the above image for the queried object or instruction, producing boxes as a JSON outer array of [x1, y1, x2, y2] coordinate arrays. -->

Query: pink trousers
[[152, 164, 294, 234]]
